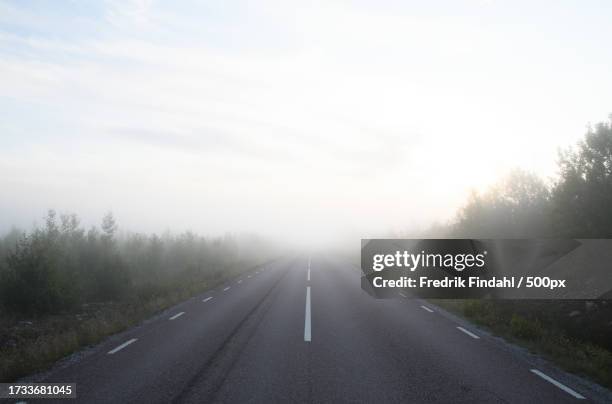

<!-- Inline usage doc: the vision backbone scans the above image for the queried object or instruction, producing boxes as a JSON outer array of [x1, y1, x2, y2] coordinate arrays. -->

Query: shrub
[[510, 314, 543, 340]]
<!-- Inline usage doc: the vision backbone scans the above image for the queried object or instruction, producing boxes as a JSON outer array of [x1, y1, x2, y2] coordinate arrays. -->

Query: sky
[[1, 0, 612, 246]]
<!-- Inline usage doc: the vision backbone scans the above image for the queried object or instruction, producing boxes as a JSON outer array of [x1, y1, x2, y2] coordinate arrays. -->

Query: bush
[[510, 314, 543, 340], [1, 231, 77, 315], [463, 300, 486, 318]]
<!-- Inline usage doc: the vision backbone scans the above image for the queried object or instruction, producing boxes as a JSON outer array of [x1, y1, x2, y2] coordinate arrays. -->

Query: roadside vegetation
[[0, 214, 274, 382], [433, 114, 612, 388], [434, 299, 612, 388]]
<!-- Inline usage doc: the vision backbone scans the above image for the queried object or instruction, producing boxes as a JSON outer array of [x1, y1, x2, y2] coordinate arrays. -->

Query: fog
[[2, 1, 612, 247]]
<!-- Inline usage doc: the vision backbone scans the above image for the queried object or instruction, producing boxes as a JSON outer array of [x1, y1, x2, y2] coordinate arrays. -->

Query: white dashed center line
[[307, 268, 310, 281], [420, 305, 434, 313], [108, 338, 137, 354], [247, 275, 252, 278], [223, 286, 231, 291], [457, 326, 480, 339], [398, 291, 407, 298], [169, 312, 184, 320], [202, 297, 213, 303], [237, 279, 242, 284], [304, 287, 311, 342], [530, 369, 585, 399]]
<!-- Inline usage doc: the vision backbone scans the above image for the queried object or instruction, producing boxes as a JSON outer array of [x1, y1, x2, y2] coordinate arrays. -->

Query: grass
[[0, 262, 262, 382], [432, 299, 612, 389]]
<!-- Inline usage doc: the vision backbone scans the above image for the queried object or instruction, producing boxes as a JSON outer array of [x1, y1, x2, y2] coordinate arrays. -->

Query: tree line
[[452, 115, 612, 239], [0, 212, 271, 316]]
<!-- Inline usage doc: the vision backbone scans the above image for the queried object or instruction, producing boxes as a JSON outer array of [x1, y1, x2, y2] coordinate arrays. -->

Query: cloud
[[2, 1, 612, 243]]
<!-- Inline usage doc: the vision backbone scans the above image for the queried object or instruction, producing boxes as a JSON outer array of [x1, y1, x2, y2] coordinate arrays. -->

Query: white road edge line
[[169, 312, 185, 320], [108, 338, 137, 354], [203, 297, 213, 303], [457, 326, 480, 339], [398, 292, 407, 298], [530, 369, 586, 399], [304, 286, 311, 342], [223, 286, 231, 291], [421, 305, 434, 313]]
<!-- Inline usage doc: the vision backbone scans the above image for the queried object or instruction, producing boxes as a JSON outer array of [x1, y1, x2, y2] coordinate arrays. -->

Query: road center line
[[203, 297, 213, 302], [398, 291, 407, 298], [304, 287, 311, 342], [223, 286, 231, 291], [307, 268, 310, 281], [457, 326, 480, 339], [237, 279, 242, 284], [247, 275, 252, 278], [421, 305, 434, 313], [108, 338, 137, 354], [169, 312, 185, 320], [530, 369, 585, 399]]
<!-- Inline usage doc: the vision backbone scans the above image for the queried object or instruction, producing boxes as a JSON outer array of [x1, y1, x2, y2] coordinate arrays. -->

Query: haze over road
[[34, 257, 609, 403]]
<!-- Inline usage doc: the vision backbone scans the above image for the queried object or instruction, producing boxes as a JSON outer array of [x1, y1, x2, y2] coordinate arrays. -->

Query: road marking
[[237, 279, 242, 284], [203, 297, 213, 303], [457, 326, 480, 339], [398, 291, 407, 298], [530, 369, 585, 399], [255, 271, 259, 274], [307, 268, 311, 281], [169, 312, 185, 320], [304, 287, 311, 342], [421, 305, 434, 313], [108, 338, 137, 354], [223, 286, 231, 291], [247, 275, 252, 278]]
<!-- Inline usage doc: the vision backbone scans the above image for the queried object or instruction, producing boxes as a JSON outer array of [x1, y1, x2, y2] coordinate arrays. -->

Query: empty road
[[24, 256, 610, 403]]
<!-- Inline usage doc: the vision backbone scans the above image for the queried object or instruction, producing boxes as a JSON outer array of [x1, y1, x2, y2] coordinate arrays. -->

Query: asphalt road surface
[[21, 256, 611, 403]]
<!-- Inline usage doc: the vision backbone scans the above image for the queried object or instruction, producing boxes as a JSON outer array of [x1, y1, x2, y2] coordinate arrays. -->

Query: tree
[[101, 212, 117, 242], [0, 212, 79, 315], [453, 169, 552, 238], [552, 117, 612, 237], [92, 212, 130, 301]]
